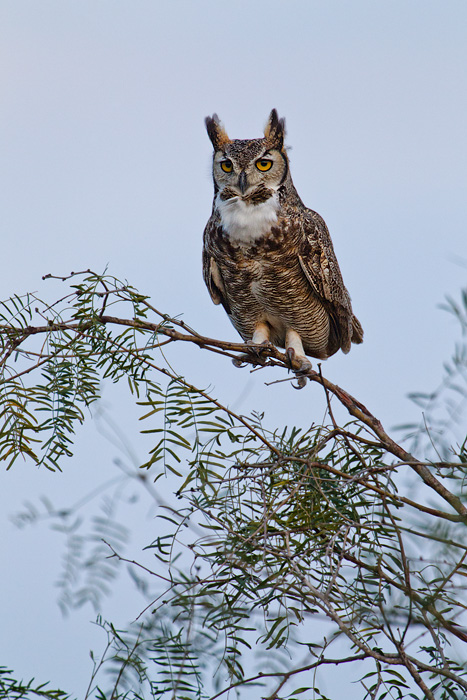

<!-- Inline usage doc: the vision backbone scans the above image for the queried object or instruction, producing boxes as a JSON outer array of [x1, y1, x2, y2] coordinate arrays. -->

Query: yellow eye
[[221, 159, 233, 173], [256, 159, 273, 172]]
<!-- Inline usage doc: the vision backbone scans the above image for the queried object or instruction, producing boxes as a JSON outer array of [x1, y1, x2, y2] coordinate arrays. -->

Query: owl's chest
[[219, 228, 301, 301], [209, 203, 306, 295]]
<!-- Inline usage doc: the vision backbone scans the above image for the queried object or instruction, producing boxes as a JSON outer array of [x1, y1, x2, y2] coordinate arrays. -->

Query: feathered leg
[[232, 322, 272, 368], [251, 322, 270, 345], [285, 329, 312, 389]]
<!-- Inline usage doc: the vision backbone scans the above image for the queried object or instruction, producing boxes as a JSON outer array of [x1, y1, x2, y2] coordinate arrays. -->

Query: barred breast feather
[[203, 204, 363, 360]]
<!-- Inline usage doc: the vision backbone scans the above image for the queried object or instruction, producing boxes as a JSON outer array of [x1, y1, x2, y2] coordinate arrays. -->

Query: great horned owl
[[202, 109, 363, 383]]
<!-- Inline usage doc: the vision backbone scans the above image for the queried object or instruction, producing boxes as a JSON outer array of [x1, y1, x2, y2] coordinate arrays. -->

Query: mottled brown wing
[[202, 216, 230, 312], [298, 208, 363, 353]]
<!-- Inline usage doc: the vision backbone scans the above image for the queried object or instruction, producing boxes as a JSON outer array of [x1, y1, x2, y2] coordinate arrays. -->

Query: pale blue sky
[[1, 1, 466, 696]]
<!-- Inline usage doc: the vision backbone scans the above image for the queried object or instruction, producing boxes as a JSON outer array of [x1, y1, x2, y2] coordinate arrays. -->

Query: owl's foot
[[284, 330, 312, 389], [286, 347, 312, 389], [249, 339, 273, 355], [232, 339, 273, 368]]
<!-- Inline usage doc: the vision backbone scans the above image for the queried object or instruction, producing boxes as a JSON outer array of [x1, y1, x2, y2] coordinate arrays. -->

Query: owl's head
[[205, 109, 290, 201]]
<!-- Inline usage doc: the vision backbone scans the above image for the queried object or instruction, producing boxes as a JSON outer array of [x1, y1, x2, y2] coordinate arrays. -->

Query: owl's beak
[[238, 171, 248, 195]]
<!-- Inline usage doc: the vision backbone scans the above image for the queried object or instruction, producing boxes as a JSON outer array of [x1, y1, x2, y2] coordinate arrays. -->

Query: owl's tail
[[351, 315, 364, 344]]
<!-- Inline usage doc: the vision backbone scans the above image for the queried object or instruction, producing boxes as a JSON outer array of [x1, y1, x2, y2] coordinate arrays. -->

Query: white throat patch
[[215, 191, 279, 244]]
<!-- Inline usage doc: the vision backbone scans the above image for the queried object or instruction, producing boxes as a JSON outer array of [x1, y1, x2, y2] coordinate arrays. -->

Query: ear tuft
[[205, 114, 230, 151], [264, 109, 285, 150]]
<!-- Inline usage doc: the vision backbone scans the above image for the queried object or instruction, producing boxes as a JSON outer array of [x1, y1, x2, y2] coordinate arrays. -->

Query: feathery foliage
[[2, 271, 467, 699]]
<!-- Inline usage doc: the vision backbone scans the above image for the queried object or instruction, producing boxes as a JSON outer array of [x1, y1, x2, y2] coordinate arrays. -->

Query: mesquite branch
[[2, 270, 467, 698], [2, 305, 465, 519]]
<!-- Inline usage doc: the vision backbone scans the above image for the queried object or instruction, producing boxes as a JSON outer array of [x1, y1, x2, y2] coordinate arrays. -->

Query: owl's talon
[[291, 356, 312, 389], [232, 356, 248, 368], [236, 339, 272, 366], [286, 347, 296, 368], [248, 339, 273, 355], [232, 346, 269, 368], [292, 375, 308, 390]]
